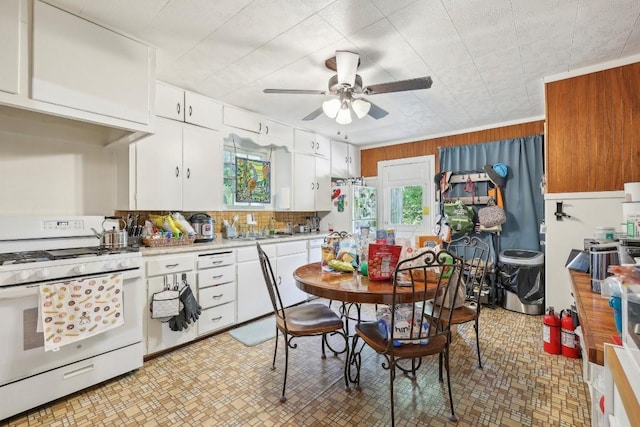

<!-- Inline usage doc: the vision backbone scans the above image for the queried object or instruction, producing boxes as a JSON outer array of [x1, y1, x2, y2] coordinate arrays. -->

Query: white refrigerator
[[320, 184, 377, 234]]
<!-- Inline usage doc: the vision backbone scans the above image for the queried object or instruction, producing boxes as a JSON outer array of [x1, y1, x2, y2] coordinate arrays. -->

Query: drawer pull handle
[[63, 364, 95, 379], [211, 260, 224, 265], [212, 274, 223, 279], [165, 263, 179, 269], [211, 316, 222, 322], [212, 294, 223, 299]]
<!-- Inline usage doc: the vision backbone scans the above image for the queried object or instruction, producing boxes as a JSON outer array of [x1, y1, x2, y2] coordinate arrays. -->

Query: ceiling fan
[[263, 50, 433, 124]]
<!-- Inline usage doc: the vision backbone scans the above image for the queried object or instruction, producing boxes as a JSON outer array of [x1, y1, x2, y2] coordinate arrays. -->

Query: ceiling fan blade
[[263, 89, 327, 95], [366, 100, 389, 120], [336, 50, 359, 87], [302, 106, 324, 121], [362, 76, 433, 95]]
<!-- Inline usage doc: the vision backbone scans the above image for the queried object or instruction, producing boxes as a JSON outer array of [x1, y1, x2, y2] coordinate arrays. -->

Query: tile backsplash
[[115, 210, 317, 234]]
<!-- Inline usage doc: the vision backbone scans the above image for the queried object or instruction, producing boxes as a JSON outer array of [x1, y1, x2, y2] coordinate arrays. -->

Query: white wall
[[0, 120, 116, 216], [544, 191, 624, 310]]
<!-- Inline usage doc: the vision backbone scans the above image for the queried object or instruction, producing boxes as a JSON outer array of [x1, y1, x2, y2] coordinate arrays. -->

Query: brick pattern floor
[[3, 303, 590, 427]]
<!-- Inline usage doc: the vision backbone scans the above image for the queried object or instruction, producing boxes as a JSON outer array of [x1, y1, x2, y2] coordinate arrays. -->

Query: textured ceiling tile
[[570, 29, 630, 68], [318, 0, 384, 36], [141, 0, 253, 69], [370, 0, 420, 16], [520, 36, 572, 79], [45, 0, 86, 14], [512, 0, 577, 47], [347, 20, 432, 80], [437, 62, 485, 94]]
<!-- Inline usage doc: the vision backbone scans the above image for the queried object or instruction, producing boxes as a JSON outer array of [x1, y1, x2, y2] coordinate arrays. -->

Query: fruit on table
[[328, 259, 355, 272]]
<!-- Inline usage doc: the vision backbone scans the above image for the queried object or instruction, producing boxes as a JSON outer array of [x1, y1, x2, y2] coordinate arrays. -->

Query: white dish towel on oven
[[38, 273, 124, 352]]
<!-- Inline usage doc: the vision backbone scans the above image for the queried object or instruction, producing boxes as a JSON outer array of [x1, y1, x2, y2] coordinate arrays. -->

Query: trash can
[[499, 249, 545, 315]]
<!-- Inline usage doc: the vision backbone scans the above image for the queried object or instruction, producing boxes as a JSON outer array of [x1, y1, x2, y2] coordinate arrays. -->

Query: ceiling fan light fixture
[[335, 103, 352, 125], [322, 98, 341, 118], [351, 98, 371, 119]]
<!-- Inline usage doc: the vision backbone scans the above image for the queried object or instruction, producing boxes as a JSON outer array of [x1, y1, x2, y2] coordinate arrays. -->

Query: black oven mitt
[[168, 309, 189, 331], [180, 284, 202, 324]]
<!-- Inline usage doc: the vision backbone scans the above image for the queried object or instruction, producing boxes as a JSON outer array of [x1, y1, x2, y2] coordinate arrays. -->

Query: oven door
[[0, 269, 142, 387]]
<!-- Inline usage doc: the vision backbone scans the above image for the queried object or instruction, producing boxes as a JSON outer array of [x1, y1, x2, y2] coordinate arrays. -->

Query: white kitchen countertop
[[138, 232, 328, 256]]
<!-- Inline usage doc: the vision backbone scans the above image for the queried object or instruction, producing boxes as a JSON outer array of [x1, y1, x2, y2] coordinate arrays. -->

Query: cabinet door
[[293, 153, 316, 211], [261, 119, 293, 150], [276, 253, 309, 307], [315, 156, 332, 211], [182, 125, 222, 211], [331, 140, 349, 178], [155, 82, 184, 121], [0, 0, 20, 95], [32, 1, 152, 125], [348, 144, 360, 176], [185, 91, 223, 130], [146, 272, 197, 355], [223, 106, 261, 133], [315, 134, 331, 158], [135, 119, 183, 210], [237, 259, 273, 323], [294, 129, 317, 155]]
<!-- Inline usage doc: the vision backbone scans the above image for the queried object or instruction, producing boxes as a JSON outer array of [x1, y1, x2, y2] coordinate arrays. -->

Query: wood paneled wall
[[545, 62, 640, 193], [360, 121, 544, 177]]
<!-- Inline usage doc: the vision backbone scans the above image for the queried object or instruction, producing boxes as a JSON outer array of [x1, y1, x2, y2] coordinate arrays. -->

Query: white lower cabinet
[[236, 241, 308, 323], [144, 254, 197, 355], [236, 244, 275, 324], [276, 241, 309, 307], [196, 251, 236, 335]]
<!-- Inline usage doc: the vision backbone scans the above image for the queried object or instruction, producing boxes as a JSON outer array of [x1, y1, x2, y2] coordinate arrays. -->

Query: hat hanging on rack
[[484, 163, 508, 187]]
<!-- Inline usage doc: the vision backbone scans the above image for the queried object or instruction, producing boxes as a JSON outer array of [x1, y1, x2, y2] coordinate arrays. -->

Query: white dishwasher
[[308, 237, 325, 263]]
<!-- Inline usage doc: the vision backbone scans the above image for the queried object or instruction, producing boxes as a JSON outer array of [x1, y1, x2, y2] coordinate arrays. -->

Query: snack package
[[376, 304, 430, 346], [367, 243, 403, 280], [336, 237, 358, 267]]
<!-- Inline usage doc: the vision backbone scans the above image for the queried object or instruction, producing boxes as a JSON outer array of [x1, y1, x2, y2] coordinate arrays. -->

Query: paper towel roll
[[624, 182, 640, 201]]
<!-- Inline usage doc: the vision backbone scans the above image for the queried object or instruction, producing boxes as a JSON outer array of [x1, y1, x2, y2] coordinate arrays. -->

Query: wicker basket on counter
[[142, 235, 196, 247]]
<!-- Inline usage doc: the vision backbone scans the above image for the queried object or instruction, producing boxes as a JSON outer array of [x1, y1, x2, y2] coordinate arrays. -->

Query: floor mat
[[228, 316, 276, 346]]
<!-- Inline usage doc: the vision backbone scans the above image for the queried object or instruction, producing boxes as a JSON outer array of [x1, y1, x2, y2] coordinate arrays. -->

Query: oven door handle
[[0, 284, 40, 299]]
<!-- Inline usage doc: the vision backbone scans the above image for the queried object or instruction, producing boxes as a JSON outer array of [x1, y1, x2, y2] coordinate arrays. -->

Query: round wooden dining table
[[293, 262, 437, 305]]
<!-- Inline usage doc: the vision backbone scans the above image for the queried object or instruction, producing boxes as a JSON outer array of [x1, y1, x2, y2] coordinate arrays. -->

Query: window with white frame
[[223, 145, 271, 208]]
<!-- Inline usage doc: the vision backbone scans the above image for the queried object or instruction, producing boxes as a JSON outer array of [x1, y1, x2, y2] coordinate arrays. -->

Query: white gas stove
[[0, 216, 143, 421]]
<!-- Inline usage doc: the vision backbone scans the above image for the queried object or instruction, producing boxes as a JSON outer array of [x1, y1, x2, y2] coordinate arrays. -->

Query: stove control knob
[[16, 270, 31, 281], [105, 261, 116, 271], [73, 264, 86, 274], [37, 269, 50, 279], [119, 259, 131, 269]]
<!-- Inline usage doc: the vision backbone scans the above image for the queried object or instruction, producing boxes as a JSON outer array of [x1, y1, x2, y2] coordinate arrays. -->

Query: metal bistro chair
[[256, 242, 349, 403], [351, 249, 465, 425], [441, 235, 491, 369]]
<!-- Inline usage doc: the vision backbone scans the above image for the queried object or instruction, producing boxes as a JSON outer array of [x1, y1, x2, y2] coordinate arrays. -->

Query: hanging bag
[[150, 276, 181, 321], [478, 198, 506, 227], [443, 200, 475, 237]]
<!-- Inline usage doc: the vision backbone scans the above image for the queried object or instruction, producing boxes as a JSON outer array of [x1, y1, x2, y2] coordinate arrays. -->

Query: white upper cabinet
[[331, 140, 360, 178], [156, 82, 222, 130], [294, 129, 330, 158], [133, 119, 223, 211], [291, 153, 332, 212], [223, 106, 293, 150], [27, 1, 154, 132], [0, 0, 20, 95]]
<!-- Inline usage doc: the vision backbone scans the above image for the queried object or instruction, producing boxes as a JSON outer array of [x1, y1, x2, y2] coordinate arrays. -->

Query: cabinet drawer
[[146, 254, 194, 277], [198, 264, 235, 288], [277, 241, 307, 257], [198, 302, 235, 335], [199, 282, 235, 309], [237, 244, 275, 262], [197, 251, 234, 269]]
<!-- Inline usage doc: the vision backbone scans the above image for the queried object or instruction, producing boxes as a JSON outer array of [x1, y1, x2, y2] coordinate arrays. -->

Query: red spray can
[[543, 306, 561, 354]]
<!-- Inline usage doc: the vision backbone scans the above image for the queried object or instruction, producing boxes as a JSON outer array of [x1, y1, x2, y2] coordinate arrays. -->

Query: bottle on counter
[[268, 217, 275, 235]]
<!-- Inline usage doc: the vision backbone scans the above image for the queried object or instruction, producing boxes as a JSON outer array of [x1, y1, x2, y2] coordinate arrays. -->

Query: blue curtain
[[439, 134, 544, 254]]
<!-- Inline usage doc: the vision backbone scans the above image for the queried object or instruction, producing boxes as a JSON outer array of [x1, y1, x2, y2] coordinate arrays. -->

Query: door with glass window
[[378, 156, 435, 239]]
